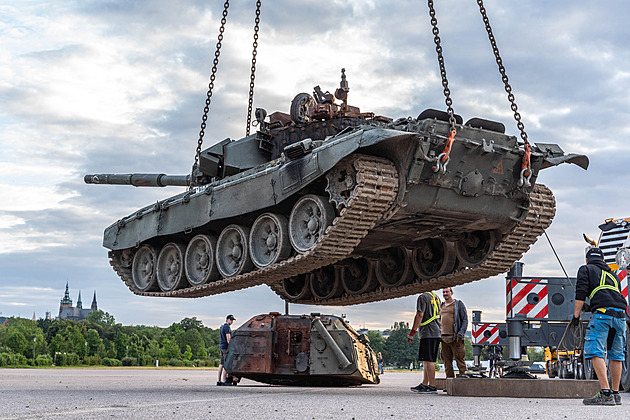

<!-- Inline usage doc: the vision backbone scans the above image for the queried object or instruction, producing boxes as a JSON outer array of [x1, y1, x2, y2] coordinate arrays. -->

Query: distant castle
[[58, 282, 98, 321]]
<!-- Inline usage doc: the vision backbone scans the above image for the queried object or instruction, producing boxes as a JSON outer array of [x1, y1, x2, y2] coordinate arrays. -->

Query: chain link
[[427, 0, 456, 132], [195, 1, 230, 167], [246, 0, 261, 136], [476, 0, 528, 145]]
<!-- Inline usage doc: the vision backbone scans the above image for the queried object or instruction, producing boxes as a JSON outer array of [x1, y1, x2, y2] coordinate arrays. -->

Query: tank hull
[[224, 313, 380, 386], [103, 114, 585, 304]]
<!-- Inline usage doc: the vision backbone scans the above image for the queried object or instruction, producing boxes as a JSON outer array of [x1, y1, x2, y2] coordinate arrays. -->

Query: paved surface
[[0, 368, 627, 419]]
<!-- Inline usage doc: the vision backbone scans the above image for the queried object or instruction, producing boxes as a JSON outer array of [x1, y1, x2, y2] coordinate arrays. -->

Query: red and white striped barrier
[[472, 323, 499, 345], [506, 278, 549, 319], [617, 269, 628, 299]]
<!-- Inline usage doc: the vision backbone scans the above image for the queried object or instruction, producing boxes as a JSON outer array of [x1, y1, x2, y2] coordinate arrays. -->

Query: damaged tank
[[85, 70, 589, 305], [224, 312, 380, 386]]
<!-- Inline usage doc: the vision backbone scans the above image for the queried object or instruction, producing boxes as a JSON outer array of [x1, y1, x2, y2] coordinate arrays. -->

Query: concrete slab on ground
[[446, 377, 600, 398]]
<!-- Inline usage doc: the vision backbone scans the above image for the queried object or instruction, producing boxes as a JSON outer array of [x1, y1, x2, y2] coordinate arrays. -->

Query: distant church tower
[[58, 283, 99, 321], [59, 282, 73, 315], [91, 291, 98, 311]]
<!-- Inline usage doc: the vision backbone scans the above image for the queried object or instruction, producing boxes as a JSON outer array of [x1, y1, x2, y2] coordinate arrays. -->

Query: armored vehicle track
[[270, 184, 555, 305]]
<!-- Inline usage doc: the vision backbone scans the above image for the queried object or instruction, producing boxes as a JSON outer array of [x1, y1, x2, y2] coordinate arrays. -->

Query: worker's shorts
[[583, 312, 627, 361], [418, 337, 440, 362]]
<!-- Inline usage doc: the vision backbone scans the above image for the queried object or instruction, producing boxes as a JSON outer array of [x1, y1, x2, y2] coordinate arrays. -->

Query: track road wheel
[[310, 265, 342, 300], [455, 230, 497, 267], [185, 234, 220, 286], [289, 195, 334, 253], [156, 243, 188, 292], [132, 244, 159, 292], [282, 273, 312, 301], [340, 258, 377, 295], [249, 213, 292, 269], [375, 247, 414, 288], [216, 225, 254, 278], [412, 238, 456, 280]]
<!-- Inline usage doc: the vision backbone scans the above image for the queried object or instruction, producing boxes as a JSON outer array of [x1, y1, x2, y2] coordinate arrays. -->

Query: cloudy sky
[[1, 0, 628, 331]]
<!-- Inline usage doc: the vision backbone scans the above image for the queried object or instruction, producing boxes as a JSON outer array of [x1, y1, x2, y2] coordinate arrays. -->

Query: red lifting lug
[[432, 128, 457, 174], [517, 143, 532, 188]]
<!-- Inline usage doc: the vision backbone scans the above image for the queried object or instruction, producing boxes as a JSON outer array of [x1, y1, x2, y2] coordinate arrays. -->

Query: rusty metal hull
[[224, 313, 380, 386]]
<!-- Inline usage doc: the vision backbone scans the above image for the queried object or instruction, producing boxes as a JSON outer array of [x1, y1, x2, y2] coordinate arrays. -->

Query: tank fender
[[540, 153, 589, 170], [534, 142, 588, 170]]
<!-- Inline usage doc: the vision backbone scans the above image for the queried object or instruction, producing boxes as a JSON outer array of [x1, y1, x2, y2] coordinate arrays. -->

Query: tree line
[[0, 311, 221, 367], [0, 314, 542, 368]]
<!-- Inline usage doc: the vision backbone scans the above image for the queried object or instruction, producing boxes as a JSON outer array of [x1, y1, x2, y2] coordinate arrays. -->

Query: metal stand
[[499, 360, 537, 379]]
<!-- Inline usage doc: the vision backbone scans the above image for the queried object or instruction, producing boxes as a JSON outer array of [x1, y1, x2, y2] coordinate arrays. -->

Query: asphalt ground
[[0, 368, 627, 419]]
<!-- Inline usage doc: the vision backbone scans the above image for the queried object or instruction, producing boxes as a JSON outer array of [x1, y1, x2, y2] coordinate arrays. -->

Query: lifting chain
[[476, 0, 532, 187], [246, 0, 261, 136], [427, 0, 457, 174], [194, 1, 230, 168]]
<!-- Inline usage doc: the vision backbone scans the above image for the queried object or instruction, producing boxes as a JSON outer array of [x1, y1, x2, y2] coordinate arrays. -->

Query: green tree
[[5, 330, 28, 355], [86, 329, 102, 357], [37, 317, 54, 336], [183, 345, 193, 361], [383, 322, 418, 367], [178, 328, 207, 359], [180, 317, 203, 331], [527, 347, 545, 362], [464, 337, 472, 360], [114, 332, 129, 359], [0, 317, 45, 358], [366, 331, 385, 357], [161, 338, 181, 359]]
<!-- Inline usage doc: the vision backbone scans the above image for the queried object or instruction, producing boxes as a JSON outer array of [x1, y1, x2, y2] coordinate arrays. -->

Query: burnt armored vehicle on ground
[[85, 71, 588, 305], [224, 312, 379, 386]]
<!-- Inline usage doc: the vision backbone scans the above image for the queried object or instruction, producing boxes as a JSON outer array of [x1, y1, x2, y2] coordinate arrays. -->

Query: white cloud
[[0, 0, 628, 331]]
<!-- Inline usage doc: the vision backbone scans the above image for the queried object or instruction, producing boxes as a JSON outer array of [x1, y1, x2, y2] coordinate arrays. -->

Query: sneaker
[[417, 385, 438, 394], [410, 384, 426, 393], [216, 381, 223, 386], [582, 391, 615, 406], [613, 393, 622, 405]]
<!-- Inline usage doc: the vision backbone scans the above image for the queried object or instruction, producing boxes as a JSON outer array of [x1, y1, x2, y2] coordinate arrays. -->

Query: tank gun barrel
[[84, 173, 191, 187]]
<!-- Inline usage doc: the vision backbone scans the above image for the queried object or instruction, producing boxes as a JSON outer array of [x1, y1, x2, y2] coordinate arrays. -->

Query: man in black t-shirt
[[217, 314, 235, 386], [575, 247, 627, 405], [408, 291, 441, 394]]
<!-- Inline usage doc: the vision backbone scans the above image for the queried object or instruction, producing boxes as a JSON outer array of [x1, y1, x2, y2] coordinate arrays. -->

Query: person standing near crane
[[408, 290, 442, 394], [574, 247, 627, 405]]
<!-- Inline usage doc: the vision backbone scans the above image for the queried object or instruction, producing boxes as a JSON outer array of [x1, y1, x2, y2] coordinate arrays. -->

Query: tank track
[[108, 156, 400, 298], [268, 184, 556, 305]]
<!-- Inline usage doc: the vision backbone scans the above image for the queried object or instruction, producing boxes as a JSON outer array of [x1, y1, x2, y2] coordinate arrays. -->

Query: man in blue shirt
[[217, 314, 235, 386]]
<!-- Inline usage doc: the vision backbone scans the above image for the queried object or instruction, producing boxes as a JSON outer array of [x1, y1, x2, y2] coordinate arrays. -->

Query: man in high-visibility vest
[[574, 247, 627, 405], [408, 290, 441, 394]]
